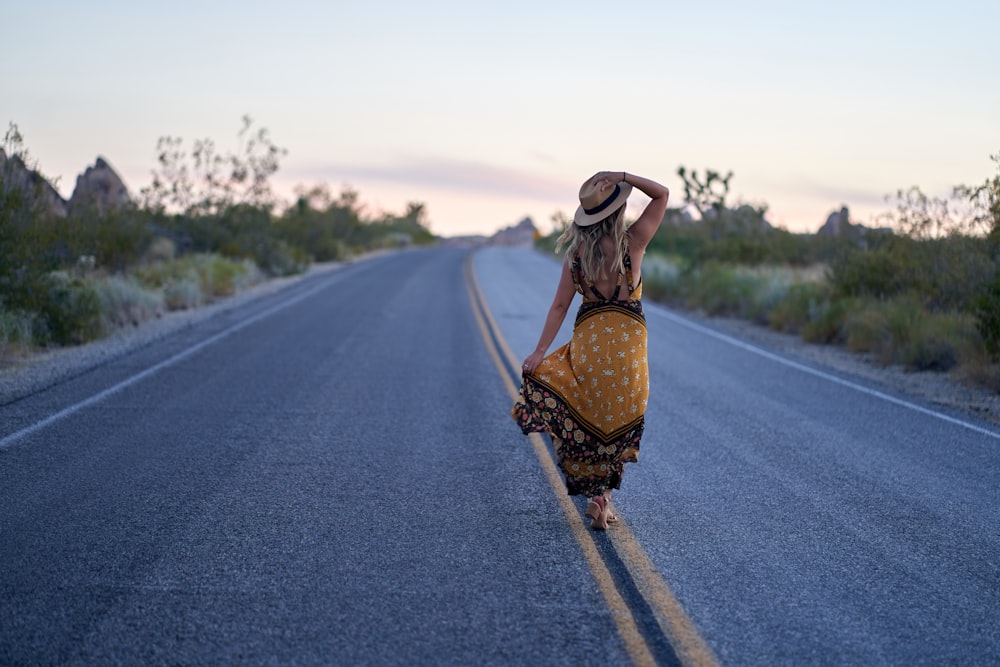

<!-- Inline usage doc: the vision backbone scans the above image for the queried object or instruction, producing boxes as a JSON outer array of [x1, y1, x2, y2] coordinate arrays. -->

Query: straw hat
[[573, 173, 633, 227]]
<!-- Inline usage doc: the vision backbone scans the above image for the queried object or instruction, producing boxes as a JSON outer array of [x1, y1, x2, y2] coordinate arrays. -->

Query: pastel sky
[[4, 0, 998, 237]]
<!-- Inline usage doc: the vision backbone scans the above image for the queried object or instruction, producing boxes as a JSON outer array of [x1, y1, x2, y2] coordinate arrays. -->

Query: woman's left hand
[[522, 350, 545, 374]]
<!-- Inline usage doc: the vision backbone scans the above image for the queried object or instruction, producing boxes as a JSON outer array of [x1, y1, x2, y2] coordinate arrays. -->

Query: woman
[[511, 171, 669, 529]]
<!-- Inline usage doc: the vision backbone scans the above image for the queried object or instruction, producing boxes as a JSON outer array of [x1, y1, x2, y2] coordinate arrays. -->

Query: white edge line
[[0, 272, 344, 450], [652, 307, 1000, 441]]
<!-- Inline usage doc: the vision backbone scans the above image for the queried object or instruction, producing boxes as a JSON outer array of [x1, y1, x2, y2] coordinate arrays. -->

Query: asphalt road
[[0, 249, 633, 666], [3, 246, 999, 666], [476, 246, 1000, 666]]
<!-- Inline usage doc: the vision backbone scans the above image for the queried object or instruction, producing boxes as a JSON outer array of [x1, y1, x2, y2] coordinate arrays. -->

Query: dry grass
[[642, 253, 997, 394]]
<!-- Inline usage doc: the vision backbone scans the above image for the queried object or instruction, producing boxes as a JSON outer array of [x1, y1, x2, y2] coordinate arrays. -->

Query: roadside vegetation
[[538, 155, 1000, 393], [0, 118, 435, 361]]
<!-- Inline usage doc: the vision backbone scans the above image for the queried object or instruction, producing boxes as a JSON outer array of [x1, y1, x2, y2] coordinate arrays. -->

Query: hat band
[[582, 184, 621, 216]]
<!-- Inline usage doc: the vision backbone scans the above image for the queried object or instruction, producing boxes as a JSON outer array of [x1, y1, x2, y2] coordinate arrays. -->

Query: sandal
[[586, 495, 611, 530], [585, 501, 618, 523]]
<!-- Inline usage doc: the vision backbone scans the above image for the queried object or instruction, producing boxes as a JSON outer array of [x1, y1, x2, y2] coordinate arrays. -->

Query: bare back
[[578, 234, 644, 302]]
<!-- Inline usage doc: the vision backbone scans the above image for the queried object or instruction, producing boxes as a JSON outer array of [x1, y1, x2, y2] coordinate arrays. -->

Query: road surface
[[2, 246, 998, 666]]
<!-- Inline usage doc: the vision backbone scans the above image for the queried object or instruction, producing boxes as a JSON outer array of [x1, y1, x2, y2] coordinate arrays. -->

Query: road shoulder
[[0, 259, 358, 404], [694, 313, 1000, 425]]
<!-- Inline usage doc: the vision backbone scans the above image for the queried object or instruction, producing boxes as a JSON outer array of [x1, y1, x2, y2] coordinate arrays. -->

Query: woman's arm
[[522, 259, 576, 373], [596, 171, 670, 251]]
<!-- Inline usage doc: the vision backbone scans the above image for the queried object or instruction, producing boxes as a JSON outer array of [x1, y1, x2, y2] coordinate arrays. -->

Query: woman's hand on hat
[[594, 170, 625, 185]]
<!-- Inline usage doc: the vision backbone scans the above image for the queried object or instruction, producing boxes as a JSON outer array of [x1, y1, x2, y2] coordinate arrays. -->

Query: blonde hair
[[556, 206, 628, 281]]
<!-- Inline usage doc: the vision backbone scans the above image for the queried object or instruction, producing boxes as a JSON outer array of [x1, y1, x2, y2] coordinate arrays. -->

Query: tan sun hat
[[573, 173, 633, 227]]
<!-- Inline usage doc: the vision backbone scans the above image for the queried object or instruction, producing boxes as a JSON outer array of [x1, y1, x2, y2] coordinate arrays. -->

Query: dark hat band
[[582, 184, 621, 216]]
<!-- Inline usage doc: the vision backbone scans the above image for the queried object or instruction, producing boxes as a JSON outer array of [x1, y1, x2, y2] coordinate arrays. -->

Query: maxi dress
[[511, 252, 649, 497]]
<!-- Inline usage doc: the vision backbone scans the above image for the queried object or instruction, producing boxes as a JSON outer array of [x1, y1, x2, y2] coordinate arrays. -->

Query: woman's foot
[[603, 490, 617, 524], [585, 497, 601, 521], [586, 495, 612, 530]]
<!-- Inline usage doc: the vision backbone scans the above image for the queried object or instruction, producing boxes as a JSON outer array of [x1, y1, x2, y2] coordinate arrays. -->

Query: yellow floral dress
[[512, 252, 648, 497]]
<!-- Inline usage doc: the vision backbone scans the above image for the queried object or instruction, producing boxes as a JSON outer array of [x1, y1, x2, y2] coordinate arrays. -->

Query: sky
[[3, 0, 998, 237]]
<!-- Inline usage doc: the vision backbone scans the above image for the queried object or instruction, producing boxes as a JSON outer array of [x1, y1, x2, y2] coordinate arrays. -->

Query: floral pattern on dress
[[511, 251, 650, 497]]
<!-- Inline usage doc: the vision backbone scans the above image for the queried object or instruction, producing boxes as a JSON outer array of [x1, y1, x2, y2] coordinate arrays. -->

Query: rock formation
[[68, 156, 131, 215], [489, 217, 537, 247], [817, 206, 852, 237], [0, 148, 69, 216], [0, 151, 132, 218]]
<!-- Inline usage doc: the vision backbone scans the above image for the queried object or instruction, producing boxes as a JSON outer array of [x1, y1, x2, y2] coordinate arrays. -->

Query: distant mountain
[[816, 206, 892, 237], [438, 216, 538, 248], [68, 157, 131, 215], [0, 148, 68, 216], [0, 150, 131, 217], [488, 217, 537, 247]]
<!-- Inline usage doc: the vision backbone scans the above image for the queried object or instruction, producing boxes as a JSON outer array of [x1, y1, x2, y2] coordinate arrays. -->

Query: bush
[[33, 272, 102, 345], [252, 239, 308, 277], [843, 298, 922, 366], [801, 298, 848, 344], [840, 297, 973, 371], [0, 307, 34, 342], [768, 282, 825, 333], [685, 262, 759, 318], [957, 346, 1000, 393], [136, 254, 263, 303], [976, 268, 1000, 361], [829, 234, 993, 313], [163, 278, 202, 310], [843, 301, 888, 356], [897, 312, 978, 372], [639, 255, 684, 302], [764, 280, 851, 344], [678, 262, 830, 325], [828, 243, 903, 301], [93, 276, 164, 332]]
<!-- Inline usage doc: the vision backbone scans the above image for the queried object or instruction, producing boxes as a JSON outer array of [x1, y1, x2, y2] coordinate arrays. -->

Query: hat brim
[[573, 182, 633, 227]]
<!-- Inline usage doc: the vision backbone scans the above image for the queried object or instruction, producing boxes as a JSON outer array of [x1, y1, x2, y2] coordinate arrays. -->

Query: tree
[[958, 148, 1000, 246], [676, 166, 732, 219], [140, 115, 287, 215]]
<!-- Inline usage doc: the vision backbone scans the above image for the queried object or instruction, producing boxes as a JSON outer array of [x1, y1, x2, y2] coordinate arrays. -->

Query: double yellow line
[[465, 254, 720, 667]]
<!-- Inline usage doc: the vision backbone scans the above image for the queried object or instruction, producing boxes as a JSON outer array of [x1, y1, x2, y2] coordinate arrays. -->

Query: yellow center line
[[465, 253, 720, 667]]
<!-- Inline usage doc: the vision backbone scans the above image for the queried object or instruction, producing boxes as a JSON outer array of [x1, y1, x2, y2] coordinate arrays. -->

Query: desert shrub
[[957, 345, 1000, 393], [144, 237, 177, 263], [640, 254, 684, 302], [839, 297, 972, 371], [685, 262, 759, 318], [0, 307, 35, 363], [976, 268, 1000, 361], [768, 283, 829, 333], [896, 316, 965, 371], [67, 206, 154, 273], [251, 239, 307, 277], [204, 256, 240, 297], [32, 272, 102, 345], [883, 297, 923, 351], [843, 301, 889, 356], [828, 242, 905, 301], [93, 276, 164, 332], [680, 262, 830, 324], [0, 307, 35, 344], [801, 297, 852, 344], [136, 254, 262, 303], [163, 279, 203, 310]]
